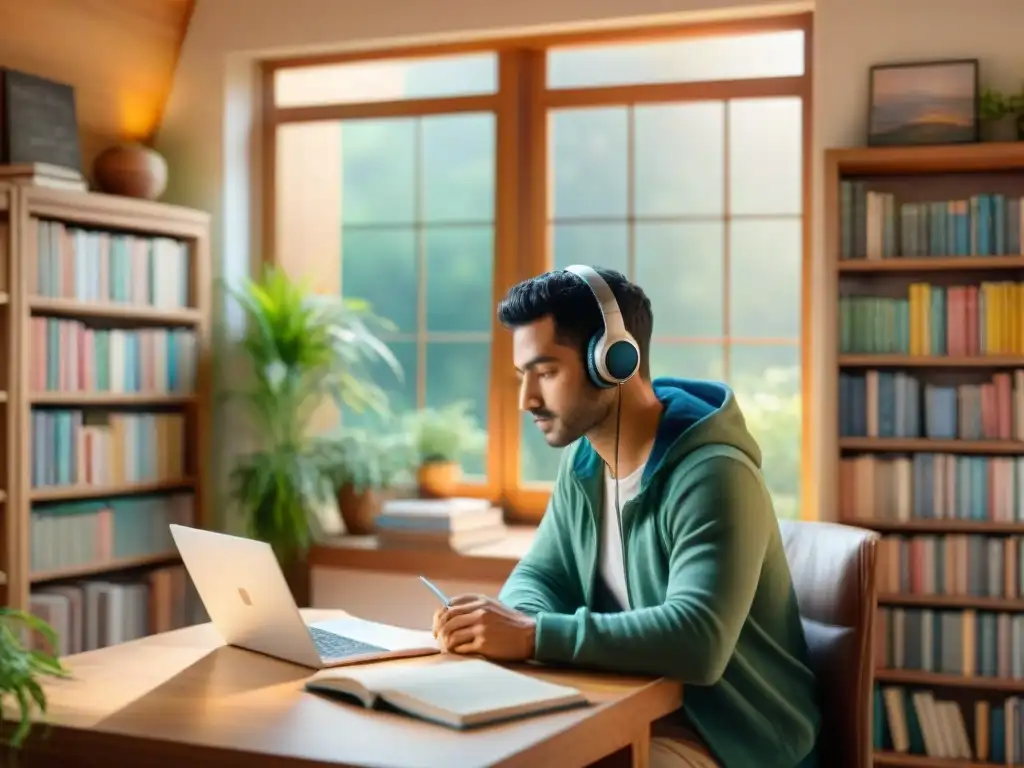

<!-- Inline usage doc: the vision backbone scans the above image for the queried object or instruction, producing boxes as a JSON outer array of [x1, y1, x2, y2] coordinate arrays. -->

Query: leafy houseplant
[[331, 428, 416, 534], [403, 402, 487, 498], [226, 266, 401, 566], [979, 87, 1024, 140], [0, 608, 67, 748]]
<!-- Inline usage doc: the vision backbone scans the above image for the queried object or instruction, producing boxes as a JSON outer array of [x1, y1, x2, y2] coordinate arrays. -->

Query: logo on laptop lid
[[237, 587, 253, 606]]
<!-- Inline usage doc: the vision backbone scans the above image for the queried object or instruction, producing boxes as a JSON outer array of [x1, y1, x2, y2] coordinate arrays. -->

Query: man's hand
[[432, 594, 536, 661]]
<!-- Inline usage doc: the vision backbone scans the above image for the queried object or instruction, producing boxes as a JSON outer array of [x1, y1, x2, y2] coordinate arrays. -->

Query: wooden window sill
[[308, 525, 538, 582]]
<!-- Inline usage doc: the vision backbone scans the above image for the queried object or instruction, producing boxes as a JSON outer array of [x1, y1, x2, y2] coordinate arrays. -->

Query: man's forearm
[[498, 561, 572, 616]]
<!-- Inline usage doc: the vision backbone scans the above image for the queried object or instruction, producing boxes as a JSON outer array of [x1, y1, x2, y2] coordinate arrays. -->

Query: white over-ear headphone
[[564, 265, 641, 389]]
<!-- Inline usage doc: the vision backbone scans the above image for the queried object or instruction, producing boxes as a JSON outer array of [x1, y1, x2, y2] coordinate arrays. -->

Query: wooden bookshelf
[[825, 143, 1024, 767], [0, 183, 212, 654]]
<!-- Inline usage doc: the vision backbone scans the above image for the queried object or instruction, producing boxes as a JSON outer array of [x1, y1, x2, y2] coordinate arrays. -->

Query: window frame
[[259, 11, 815, 523]]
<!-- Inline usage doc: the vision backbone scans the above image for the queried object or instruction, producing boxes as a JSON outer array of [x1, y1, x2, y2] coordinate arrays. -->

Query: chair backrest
[[778, 519, 879, 768]]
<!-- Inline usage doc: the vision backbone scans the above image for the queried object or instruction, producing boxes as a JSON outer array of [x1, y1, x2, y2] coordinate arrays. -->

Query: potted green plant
[[225, 265, 402, 573], [402, 402, 486, 498], [0, 607, 67, 748], [980, 87, 1024, 141], [331, 427, 416, 534]]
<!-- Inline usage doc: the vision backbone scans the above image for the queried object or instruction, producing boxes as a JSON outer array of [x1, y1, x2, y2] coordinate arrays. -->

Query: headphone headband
[[563, 264, 628, 339], [563, 264, 640, 388]]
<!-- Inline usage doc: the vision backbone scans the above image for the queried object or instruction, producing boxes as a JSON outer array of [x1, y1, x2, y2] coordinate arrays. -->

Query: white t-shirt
[[600, 462, 646, 611]]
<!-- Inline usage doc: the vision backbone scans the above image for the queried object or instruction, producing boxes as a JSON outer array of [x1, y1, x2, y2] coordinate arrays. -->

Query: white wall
[[155, 0, 1024, 524]]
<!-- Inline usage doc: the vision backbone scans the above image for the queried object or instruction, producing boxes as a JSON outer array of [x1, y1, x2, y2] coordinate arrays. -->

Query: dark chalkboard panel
[[0, 68, 82, 172]]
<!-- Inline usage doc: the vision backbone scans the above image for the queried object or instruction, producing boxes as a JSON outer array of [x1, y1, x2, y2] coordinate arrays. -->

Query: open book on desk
[[305, 658, 589, 729]]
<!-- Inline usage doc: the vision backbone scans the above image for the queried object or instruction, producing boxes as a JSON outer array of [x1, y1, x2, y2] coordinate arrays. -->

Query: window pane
[[730, 218, 801, 339], [634, 102, 725, 217], [520, 411, 563, 484], [342, 120, 416, 225], [729, 344, 801, 520], [649, 342, 725, 381], [275, 53, 498, 107], [729, 97, 802, 215], [635, 222, 724, 338], [275, 122, 346, 294], [547, 30, 804, 89], [551, 222, 629, 274], [343, 340, 417, 428], [550, 108, 628, 219], [341, 228, 417, 333], [422, 113, 495, 223], [425, 342, 491, 476], [425, 225, 494, 334]]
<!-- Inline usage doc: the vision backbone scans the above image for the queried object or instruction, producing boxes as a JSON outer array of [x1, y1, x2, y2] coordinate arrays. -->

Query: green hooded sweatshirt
[[499, 378, 821, 768]]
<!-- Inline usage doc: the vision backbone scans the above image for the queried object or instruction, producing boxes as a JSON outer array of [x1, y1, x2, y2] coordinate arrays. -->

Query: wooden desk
[[3, 609, 681, 768]]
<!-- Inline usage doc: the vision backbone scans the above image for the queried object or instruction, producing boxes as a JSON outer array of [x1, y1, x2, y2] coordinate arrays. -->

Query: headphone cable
[[614, 384, 623, 595]]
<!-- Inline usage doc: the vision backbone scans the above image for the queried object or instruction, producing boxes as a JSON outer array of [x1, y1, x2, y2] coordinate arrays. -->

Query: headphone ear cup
[[605, 338, 641, 382], [586, 334, 613, 389]]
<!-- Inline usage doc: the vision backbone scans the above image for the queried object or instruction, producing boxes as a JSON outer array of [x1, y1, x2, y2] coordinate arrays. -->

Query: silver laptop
[[168, 524, 439, 669]]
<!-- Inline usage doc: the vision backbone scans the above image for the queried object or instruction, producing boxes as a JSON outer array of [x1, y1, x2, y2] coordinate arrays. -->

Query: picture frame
[[867, 58, 980, 147]]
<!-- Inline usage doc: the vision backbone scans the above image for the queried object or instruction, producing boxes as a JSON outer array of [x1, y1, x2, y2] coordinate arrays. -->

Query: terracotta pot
[[92, 142, 168, 200], [337, 484, 388, 535], [416, 461, 461, 498]]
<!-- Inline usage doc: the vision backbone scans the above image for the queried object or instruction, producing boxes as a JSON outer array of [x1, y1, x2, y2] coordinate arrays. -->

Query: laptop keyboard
[[309, 626, 386, 660]]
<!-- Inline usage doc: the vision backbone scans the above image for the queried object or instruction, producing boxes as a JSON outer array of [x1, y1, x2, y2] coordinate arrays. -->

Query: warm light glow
[[118, 91, 162, 141]]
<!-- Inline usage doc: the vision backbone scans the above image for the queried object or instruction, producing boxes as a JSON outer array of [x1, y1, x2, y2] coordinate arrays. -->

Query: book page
[[309, 616, 439, 651], [319, 659, 584, 718]]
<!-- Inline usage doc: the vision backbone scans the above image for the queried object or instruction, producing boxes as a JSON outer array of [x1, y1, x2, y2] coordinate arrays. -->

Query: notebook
[[304, 658, 589, 729]]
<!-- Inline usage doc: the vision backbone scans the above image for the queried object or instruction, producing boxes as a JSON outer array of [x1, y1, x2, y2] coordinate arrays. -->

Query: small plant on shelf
[[979, 87, 1024, 140], [0, 608, 67, 748], [225, 265, 401, 564], [402, 401, 486, 498], [329, 427, 417, 534]]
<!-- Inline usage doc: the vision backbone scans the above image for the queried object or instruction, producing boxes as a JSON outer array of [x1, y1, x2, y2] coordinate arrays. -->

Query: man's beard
[[533, 401, 611, 448]]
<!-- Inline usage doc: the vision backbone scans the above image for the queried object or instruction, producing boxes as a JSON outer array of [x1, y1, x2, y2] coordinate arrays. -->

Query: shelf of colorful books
[[878, 595, 1024, 612], [875, 671, 1024, 694], [840, 438, 1024, 454], [29, 552, 182, 584], [875, 749, 1010, 767], [841, 356, 1024, 368], [840, 256, 1024, 273], [859, 520, 1024, 535]]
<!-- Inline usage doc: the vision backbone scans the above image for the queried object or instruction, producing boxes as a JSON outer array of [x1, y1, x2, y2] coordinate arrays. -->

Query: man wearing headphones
[[432, 266, 821, 768]]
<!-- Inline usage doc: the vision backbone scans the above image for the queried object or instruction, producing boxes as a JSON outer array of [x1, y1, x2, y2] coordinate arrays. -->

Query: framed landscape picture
[[867, 59, 979, 146]]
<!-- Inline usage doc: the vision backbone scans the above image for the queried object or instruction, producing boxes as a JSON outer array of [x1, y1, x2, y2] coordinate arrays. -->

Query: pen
[[419, 575, 451, 607]]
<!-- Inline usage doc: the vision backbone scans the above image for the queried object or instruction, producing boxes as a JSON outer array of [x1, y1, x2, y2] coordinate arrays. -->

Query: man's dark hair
[[497, 267, 653, 381]]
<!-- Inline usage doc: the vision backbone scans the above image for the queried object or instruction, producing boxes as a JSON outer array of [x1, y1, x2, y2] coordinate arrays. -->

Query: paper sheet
[[309, 617, 439, 651]]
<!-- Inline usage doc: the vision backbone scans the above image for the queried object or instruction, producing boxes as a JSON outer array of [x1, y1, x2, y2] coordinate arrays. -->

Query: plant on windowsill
[[329, 427, 417, 535], [402, 401, 487, 498], [0, 608, 68, 750], [225, 265, 402, 570]]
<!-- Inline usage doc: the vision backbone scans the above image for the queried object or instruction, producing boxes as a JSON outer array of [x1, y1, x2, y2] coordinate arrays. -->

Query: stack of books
[[374, 497, 507, 552], [0, 162, 87, 192]]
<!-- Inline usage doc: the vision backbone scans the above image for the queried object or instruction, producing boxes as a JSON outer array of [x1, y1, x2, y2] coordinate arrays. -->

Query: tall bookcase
[[826, 144, 1024, 767], [0, 182, 211, 653]]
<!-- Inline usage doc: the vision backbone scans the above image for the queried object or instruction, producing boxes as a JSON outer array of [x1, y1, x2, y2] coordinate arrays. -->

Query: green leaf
[[402, 401, 487, 464], [221, 265, 416, 561], [0, 609, 66, 748]]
